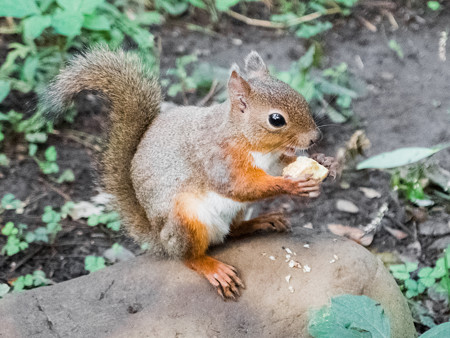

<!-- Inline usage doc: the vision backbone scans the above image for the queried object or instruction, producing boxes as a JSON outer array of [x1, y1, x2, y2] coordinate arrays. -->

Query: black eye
[[268, 113, 286, 128]]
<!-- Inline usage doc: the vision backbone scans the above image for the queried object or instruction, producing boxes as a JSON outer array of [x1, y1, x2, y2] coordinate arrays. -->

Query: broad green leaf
[[0, 80, 11, 104], [82, 14, 110, 31], [0, 0, 40, 18], [316, 79, 358, 98], [56, 169, 75, 183], [56, 0, 83, 12], [21, 55, 39, 84], [418, 267, 433, 278], [335, 0, 359, 7], [134, 11, 163, 25], [85, 255, 106, 273], [421, 322, 450, 337], [158, 2, 188, 16], [308, 295, 390, 338], [22, 15, 51, 39], [298, 45, 315, 70], [25, 132, 47, 143], [296, 21, 332, 39], [357, 144, 450, 170], [187, 0, 206, 9], [79, 0, 104, 14], [45, 146, 57, 161], [215, 0, 240, 11], [51, 10, 84, 37], [427, 1, 441, 11]]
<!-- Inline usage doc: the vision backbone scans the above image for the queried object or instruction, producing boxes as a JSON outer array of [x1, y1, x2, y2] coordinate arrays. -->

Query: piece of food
[[282, 156, 329, 182]]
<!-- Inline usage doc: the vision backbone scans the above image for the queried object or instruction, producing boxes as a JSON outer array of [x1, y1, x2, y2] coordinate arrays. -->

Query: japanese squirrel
[[42, 47, 328, 300]]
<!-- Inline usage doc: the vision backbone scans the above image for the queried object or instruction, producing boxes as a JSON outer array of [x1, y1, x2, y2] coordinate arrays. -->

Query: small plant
[[427, 1, 441, 11], [276, 46, 357, 123], [389, 248, 450, 299], [388, 39, 404, 60], [12, 270, 50, 292], [87, 211, 121, 231], [1, 222, 29, 256], [85, 255, 106, 273], [164, 54, 199, 103], [357, 144, 450, 206]]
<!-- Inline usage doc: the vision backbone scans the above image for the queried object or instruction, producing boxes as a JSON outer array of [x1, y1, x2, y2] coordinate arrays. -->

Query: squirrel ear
[[228, 70, 251, 113], [244, 51, 268, 79]]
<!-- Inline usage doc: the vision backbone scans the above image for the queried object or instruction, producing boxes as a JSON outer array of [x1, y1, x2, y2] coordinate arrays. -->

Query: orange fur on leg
[[173, 193, 244, 300]]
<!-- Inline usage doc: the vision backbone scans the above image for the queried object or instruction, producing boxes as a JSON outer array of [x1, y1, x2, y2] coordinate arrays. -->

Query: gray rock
[[0, 229, 415, 338]]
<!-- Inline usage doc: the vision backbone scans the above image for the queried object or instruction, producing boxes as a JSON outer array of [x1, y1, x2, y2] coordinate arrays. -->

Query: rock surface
[[0, 229, 415, 337]]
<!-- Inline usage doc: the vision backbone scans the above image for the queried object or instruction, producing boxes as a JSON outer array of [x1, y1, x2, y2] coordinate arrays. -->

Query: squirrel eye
[[268, 113, 286, 128]]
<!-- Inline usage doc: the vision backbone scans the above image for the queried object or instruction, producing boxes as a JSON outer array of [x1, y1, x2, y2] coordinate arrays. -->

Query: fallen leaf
[[384, 225, 408, 240], [336, 199, 359, 214], [358, 187, 381, 199], [328, 224, 374, 246]]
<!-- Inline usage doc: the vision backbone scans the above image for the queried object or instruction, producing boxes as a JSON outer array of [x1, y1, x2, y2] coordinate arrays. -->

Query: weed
[[389, 39, 404, 60], [12, 270, 50, 292], [427, 1, 441, 11], [164, 54, 199, 103], [87, 211, 121, 232], [276, 45, 357, 123], [85, 255, 106, 273]]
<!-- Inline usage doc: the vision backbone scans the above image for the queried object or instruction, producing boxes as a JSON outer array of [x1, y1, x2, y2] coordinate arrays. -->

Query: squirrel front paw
[[310, 153, 338, 178], [282, 176, 321, 197]]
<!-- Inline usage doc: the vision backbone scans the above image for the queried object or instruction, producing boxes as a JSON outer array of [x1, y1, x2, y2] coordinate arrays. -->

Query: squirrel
[[41, 47, 331, 300]]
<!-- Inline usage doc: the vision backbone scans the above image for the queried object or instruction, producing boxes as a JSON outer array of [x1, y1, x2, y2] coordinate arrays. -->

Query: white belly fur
[[196, 192, 246, 245], [251, 151, 283, 176]]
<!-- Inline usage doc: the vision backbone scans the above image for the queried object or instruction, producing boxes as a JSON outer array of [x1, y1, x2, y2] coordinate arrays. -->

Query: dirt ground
[[0, 2, 449, 331]]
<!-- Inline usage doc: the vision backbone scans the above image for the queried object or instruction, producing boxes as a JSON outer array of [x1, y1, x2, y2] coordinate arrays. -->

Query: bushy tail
[[41, 47, 161, 240]]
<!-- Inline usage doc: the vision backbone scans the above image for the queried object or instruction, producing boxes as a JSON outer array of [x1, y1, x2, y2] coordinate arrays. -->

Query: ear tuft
[[244, 51, 268, 79]]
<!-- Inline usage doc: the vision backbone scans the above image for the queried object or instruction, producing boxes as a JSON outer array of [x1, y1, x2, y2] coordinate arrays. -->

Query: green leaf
[[427, 1, 441, 11], [0, 154, 9, 166], [388, 39, 404, 60], [82, 14, 110, 31], [357, 144, 450, 170], [22, 15, 51, 39], [21, 55, 39, 84], [298, 45, 315, 70], [56, 169, 75, 183], [188, 0, 206, 9], [85, 255, 106, 273], [45, 146, 57, 161], [335, 0, 359, 7], [215, 0, 240, 11], [79, 0, 104, 14], [25, 132, 47, 143], [308, 295, 390, 338], [2, 222, 16, 236], [51, 10, 84, 37], [418, 267, 433, 278], [0, 0, 40, 18], [133, 11, 163, 25], [56, 0, 83, 12], [296, 21, 333, 39], [419, 277, 436, 288], [87, 214, 100, 226], [0, 80, 11, 104], [0, 284, 10, 298], [107, 220, 120, 231], [421, 322, 450, 337], [405, 279, 418, 291]]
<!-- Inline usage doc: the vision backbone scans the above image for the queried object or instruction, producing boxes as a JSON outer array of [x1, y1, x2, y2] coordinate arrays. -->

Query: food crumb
[[285, 254, 291, 262], [285, 275, 291, 283], [303, 265, 311, 273], [330, 259, 336, 264], [333, 254, 338, 260], [288, 286, 295, 293], [285, 248, 293, 254], [303, 244, 310, 248], [269, 255, 276, 261]]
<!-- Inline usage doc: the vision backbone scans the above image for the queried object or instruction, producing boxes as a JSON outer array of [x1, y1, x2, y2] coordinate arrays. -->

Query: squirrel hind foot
[[184, 255, 244, 301]]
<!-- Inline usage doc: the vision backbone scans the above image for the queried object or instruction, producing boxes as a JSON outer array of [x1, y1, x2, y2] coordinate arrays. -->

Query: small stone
[[303, 223, 313, 229], [359, 187, 381, 199], [336, 199, 359, 214], [380, 72, 394, 81]]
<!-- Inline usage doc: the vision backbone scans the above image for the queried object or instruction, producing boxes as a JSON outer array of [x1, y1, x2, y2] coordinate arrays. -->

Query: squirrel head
[[227, 51, 319, 155]]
